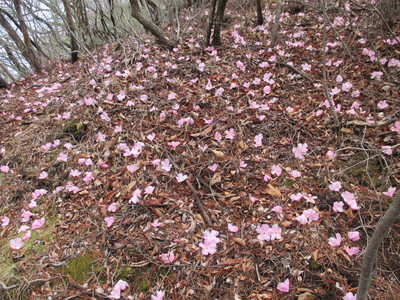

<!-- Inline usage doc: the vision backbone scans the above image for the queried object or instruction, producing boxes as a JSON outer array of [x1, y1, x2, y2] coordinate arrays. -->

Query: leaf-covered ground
[[0, 1, 399, 299]]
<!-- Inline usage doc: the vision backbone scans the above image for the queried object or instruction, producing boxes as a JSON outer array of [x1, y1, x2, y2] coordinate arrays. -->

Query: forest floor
[[0, 1, 399, 299]]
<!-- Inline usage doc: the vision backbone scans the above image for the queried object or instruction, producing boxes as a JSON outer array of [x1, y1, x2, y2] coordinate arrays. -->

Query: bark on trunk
[[356, 190, 400, 300], [129, 0, 175, 49], [62, 0, 79, 62], [211, 0, 228, 46], [0, 11, 41, 73], [205, 0, 217, 45], [0, 76, 9, 89], [256, 0, 264, 25]]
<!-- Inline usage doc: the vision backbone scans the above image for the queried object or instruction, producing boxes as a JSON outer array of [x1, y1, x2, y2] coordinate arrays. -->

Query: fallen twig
[[69, 278, 111, 299]]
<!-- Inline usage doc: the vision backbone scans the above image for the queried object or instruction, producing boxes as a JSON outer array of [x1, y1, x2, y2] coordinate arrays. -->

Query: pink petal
[[344, 246, 359, 256], [277, 278, 290, 292], [228, 223, 239, 232], [31, 218, 45, 230], [10, 238, 24, 250], [104, 217, 115, 228]]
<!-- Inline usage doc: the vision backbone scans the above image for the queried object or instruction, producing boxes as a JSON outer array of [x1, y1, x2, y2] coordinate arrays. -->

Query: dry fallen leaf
[[263, 184, 281, 198]]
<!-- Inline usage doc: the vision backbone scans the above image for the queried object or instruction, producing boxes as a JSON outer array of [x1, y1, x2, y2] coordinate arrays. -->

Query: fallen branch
[[0, 281, 18, 290], [270, 60, 314, 82], [346, 117, 397, 127], [164, 151, 213, 227], [69, 279, 111, 299], [357, 190, 400, 300]]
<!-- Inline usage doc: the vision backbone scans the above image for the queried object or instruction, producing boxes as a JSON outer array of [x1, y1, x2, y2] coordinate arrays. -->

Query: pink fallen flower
[[10, 238, 24, 250], [0, 165, 10, 173], [333, 201, 344, 213], [342, 292, 356, 300], [271, 205, 283, 214], [104, 217, 115, 228], [329, 181, 342, 191], [160, 251, 175, 264], [383, 187, 396, 197], [145, 185, 155, 195], [228, 223, 239, 232], [271, 165, 282, 177], [381, 145, 392, 155], [348, 231, 360, 241], [2, 216, 10, 227], [256, 224, 282, 241], [328, 233, 342, 247], [176, 173, 188, 183], [208, 164, 218, 172], [151, 290, 165, 300], [108, 203, 117, 212], [290, 170, 301, 178], [23, 230, 31, 241], [344, 246, 360, 256], [110, 280, 129, 299], [277, 278, 290, 293], [32, 218, 45, 230], [39, 171, 48, 179], [151, 219, 162, 228], [254, 134, 263, 147], [326, 150, 337, 160]]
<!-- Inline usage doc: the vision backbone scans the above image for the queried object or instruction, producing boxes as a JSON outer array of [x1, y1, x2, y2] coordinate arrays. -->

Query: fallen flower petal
[[32, 218, 45, 230], [10, 238, 24, 250], [104, 217, 115, 228], [344, 246, 360, 256], [277, 278, 290, 292], [151, 290, 165, 300]]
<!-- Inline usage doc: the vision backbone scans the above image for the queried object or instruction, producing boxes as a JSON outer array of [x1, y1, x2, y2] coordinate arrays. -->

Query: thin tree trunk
[[270, 0, 283, 48], [356, 190, 400, 300], [256, 0, 263, 25], [129, 0, 175, 49], [0, 75, 9, 89], [73, 0, 93, 49], [321, 0, 339, 125], [0, 39, 30, 76], [211, 0, 228, 46], [0, 11, 41, 73], [108, 0, 118, 36], [62, 0, 79, 62], [0, 61, 16, 82], [205, 0, 217, 45], [13, 0, 42, 72]]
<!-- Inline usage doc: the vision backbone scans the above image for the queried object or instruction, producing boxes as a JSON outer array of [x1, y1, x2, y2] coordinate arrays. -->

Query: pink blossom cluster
[[199, 230, 221, 255], [296, 208, 319, 224], [256, 223, 282, 241]]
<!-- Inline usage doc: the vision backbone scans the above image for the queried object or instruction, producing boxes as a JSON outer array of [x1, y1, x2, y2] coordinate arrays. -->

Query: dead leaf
[[340, 127, 353, 134], [297, 292, 319, 300], [220, 258, 243, 265], [263, 184, 281, 198], [190, 126, 213, 137], [211, 149, 226, 158], [232, 238, 246, 247], [210, 173, 222, 185]]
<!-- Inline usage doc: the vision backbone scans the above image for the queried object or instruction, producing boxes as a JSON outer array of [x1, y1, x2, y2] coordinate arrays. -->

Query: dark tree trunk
[[0, 39, 30, 76], [0, 76, 9, 89], [356, 190, 400, 300], [205, 0, 217, 45], [12, 0, 42, 72], [211, 0, 228, 46], [62, 0, 79, 63], [129, 0, 175, 49], [73, 0, 93, 48], [0, 10, 41, 73], [256, 0, 263, 25], [108, 0, 118, 36]]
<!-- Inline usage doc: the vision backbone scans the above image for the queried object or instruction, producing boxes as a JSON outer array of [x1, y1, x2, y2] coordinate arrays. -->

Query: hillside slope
[[0, 2, 399, 299]]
